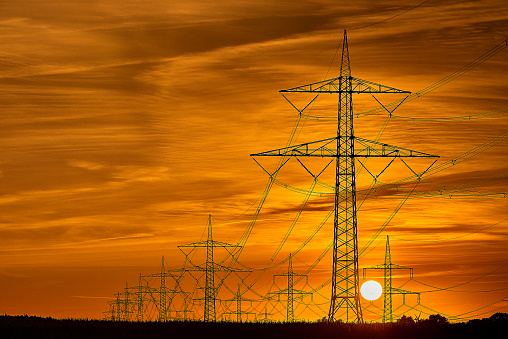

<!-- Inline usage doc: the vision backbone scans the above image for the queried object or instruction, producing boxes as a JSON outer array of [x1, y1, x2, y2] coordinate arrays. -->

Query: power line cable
[[357, 38, 508, 118], [392, 216, 508, 243], [349, 0, 433, 31], [412, 262, 508, 293]]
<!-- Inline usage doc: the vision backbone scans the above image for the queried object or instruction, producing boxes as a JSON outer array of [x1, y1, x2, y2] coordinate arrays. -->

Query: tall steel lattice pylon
[[204, 214, 215, 321], [160, 257, 167, 321], [267, 254, 312, 322], [364, 236, 416, 323], [222, 283, 256, 322], [179, 214, 244, 322], [179, 215, 217, 321], [251, 30, 438, 322], [145, 256, 177, 321]]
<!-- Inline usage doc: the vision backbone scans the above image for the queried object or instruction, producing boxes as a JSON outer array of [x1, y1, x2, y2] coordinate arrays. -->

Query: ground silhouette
[[0, 313, 506, 339]]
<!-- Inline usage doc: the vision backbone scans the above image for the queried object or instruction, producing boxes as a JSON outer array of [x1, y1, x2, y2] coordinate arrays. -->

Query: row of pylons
[[105, 215, 419, 322], [106, 30, 431, 322]]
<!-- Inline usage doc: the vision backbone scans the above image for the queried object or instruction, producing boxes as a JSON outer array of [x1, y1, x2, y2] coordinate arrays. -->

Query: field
[[0, 313, 506, 339]]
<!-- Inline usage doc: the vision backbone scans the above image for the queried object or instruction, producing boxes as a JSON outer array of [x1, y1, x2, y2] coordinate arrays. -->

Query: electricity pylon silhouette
[[267, 254, 312, 322], [363, 236, 416, 323], [179, 214, 244, 322], [123, 282, 134, 321], [222, 284, 256, 322], [145, 256, 177, 321], [107, 292, 125, 321], [127, 273, 156, 322], [159, 258, 167, 321], [105, 283, 135, 321], [258, 306, 274, 322], [135, 274, 144, 321], [252, 30, 438, 322]]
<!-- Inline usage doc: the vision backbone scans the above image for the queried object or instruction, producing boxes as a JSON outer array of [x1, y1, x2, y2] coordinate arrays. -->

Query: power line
[[392, 216, 508, 243], [412, 263, 508, 293], [349, 0, 433, 31]]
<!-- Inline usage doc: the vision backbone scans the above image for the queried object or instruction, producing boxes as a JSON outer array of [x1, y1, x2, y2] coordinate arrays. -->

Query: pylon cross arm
[[250, 137, 337, 157], [354, 138, 439, 158], [279, 76, 410, 94], [250, 137, 438, 158], [186, 263, 250, 273], [351, 78, 411, 94], [389, 264, 413, 270], [178, 240, 240, 248], [391, 287, 420, 295]]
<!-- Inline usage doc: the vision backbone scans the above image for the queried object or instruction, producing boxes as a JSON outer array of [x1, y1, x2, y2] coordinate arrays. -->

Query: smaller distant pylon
[[267, 253, 312, 322], [363, 236, 416, 323]]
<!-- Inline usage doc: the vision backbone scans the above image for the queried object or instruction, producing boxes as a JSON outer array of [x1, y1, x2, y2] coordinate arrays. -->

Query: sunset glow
[[0, 0, 507, 322]]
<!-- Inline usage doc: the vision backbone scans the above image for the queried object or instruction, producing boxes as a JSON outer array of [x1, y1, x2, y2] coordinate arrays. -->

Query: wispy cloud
[[0, 0, 507, 320]]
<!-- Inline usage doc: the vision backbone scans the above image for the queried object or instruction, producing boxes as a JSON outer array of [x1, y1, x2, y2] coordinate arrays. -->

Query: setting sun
[[361, 281, 383, 301]]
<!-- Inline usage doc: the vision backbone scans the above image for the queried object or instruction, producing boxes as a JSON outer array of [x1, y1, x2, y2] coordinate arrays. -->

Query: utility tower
[[258, 306, 274, 322], [363, 236, 418, 323], [145, 256, 178, 321], [105, 284, 135, 321], [105, 283, 136, 321], [222, 284, 256, 322], [252, 30, 438, 322], [126, 273, 156, 322], [123, 282, 133, 321], [104, 295, 120, 321], [135, 275, 144, 321], [107, 293, 123, 321], [179, 214, 244, 322], [267, 254, 312, 322]]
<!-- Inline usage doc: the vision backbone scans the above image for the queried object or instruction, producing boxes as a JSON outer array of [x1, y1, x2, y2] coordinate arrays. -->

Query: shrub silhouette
[[396, 315, 415, 326], [426, 314, 449, 325]]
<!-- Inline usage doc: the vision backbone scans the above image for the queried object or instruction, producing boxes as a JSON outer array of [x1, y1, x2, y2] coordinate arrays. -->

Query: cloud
[[0, 0, 507, 320], [68, 160, 104, 171]]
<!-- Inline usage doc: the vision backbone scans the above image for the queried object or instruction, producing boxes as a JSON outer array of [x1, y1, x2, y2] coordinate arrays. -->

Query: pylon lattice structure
[[258, 306, 274, 323], [251, 30, 438, 322], [134, 274, 145, 321], [178, 214, 247, 322], [363, 236, 419, 323], [267, 254, 312, 322], [144, 256, 179, 321], [104, 293, 122, 321], [221, 284, 256, 322]]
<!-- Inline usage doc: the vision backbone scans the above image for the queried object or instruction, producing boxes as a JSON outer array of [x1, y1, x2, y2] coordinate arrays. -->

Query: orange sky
[[1, 0, 508, 321]]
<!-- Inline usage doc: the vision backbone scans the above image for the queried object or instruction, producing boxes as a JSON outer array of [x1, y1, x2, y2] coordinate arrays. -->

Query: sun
[[360, 280, 383, 301]]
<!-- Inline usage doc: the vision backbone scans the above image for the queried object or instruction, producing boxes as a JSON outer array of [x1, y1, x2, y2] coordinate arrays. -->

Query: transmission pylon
[[251, 30, 438, 323], [126, 273, 154, 322], [205, 215, 216, 321], [222, 283, 256, 322], [123, 282, 133, 320], [145, 256, 178, 321], [258, 306, 274, 322], [363, 235, 417, 322], [179, 214, 246, 322], [267, 254, 312, 322], [135, 274, 143, 321], [107, 293, 123, 321], [104, 295, 120, 321], [106, 284, 136, 321]]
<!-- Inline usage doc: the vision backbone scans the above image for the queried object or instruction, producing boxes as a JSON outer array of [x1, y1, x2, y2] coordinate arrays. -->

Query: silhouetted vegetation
[[0, 313, 506, 339]]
